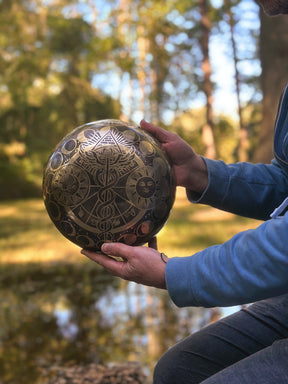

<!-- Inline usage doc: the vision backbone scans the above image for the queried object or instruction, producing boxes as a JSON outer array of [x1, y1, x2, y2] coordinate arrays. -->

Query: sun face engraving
[[52, 165, 90, 206], [126, 167, 156, 209], [136, 177, 156, 198]]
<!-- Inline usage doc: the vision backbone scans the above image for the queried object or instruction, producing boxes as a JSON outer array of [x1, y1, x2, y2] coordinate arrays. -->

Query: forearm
[[187, 158, 288, 220], [165, 213, 288, 308]]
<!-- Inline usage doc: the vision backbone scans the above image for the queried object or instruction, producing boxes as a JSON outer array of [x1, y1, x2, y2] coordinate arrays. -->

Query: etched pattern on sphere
[[43, 119, 175, 251]]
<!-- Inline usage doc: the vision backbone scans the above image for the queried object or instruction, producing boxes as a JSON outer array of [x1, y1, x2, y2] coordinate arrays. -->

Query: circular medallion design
[[43, 119, 175, 251]]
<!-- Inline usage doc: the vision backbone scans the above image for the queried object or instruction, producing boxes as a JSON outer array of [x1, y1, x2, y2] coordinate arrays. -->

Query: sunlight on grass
[[0, 199, 81, 263], [0, 188, 262, 263], [157, 187, 261, 256]]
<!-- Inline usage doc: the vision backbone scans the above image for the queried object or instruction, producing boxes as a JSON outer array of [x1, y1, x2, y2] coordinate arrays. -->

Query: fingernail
[[101, 243, 111, 253]]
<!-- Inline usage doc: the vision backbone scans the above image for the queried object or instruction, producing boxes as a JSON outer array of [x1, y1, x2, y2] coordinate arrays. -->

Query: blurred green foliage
[[0, 1, 121, 198], [0, 0, 263, 199]]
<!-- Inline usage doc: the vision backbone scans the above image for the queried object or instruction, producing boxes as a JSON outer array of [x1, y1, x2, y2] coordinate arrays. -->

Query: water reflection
[[54, 307, 78, 339], [0, 261, 232, 383]]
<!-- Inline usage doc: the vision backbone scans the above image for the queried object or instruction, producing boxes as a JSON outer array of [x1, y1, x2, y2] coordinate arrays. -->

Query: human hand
[[140, 120, 208, 194], [81, 237, 168, 289]]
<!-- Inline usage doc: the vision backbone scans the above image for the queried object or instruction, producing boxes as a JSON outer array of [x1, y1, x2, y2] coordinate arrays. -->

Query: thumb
[[101, 242, 135, 260], [140, 120, 170, 144]]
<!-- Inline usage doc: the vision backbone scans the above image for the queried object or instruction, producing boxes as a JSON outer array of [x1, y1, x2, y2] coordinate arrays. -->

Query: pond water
[[0, 261, 239, 383]]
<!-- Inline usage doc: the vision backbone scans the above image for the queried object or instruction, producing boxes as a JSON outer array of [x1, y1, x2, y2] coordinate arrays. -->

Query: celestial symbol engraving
[[43, 119, 175, 251], [139, 141, 155, 157], [52, 165, 90, 206], [136, 177, 156, 198], [50, 152, 63, 170], [62, 139, 77, 154]]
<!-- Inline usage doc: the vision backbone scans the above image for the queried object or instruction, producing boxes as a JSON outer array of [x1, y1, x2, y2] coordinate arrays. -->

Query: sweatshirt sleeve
[[187, 157, 288, 220], [165, 212, 288, 308]]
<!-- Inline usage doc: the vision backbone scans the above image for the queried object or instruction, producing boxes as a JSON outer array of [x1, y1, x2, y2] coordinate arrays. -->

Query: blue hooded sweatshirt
[[165, 83, 288, 308]]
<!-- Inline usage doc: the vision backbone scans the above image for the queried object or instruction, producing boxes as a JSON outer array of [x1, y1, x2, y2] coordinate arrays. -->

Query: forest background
[[0, 0, 288, 200], [1, 1, 288, 381]]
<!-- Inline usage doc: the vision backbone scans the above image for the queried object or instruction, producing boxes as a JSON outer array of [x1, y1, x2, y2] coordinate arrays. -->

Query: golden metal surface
[[43, 119, 175, 251]]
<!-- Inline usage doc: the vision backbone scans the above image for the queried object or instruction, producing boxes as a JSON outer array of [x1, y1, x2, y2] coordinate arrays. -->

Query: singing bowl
[[43, 119, 175, 251]]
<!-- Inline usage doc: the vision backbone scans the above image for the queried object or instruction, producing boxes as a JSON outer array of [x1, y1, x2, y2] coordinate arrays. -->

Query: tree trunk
[[199, 0, 216, 159], [136, 24, 149, 119], [226, 4, 249, 162], [253, 10, 288, 164], [117, 0, 134, 122]]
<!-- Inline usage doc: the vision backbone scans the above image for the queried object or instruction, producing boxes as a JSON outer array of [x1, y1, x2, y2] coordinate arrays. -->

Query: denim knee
[[153, 348, 181, 384], [153, 351, 172, 384], [153, 345, 207, 384]]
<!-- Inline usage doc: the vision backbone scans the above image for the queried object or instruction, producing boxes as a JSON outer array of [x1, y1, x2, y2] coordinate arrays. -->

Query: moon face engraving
[[43, 119, 175, 251]]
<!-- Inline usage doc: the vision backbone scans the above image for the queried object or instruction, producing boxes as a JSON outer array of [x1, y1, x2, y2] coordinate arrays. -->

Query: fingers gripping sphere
[[43, 119, 175, 251]]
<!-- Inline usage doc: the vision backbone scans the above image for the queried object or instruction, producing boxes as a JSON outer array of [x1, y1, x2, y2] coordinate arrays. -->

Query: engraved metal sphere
[[43, 119, 175, 251]]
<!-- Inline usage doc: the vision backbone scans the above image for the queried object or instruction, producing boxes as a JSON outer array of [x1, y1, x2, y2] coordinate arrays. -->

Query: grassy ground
[[0, 198, 81, 263], [0, 187, 261, 263]]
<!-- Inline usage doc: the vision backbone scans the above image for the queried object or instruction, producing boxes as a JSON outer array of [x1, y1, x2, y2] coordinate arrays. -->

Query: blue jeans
[[153, 294, 288, 383]]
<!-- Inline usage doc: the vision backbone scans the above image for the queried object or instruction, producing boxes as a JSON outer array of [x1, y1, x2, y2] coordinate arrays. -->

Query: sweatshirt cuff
[[186, 158, 230, 205], [165, 256, 200, 307]]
